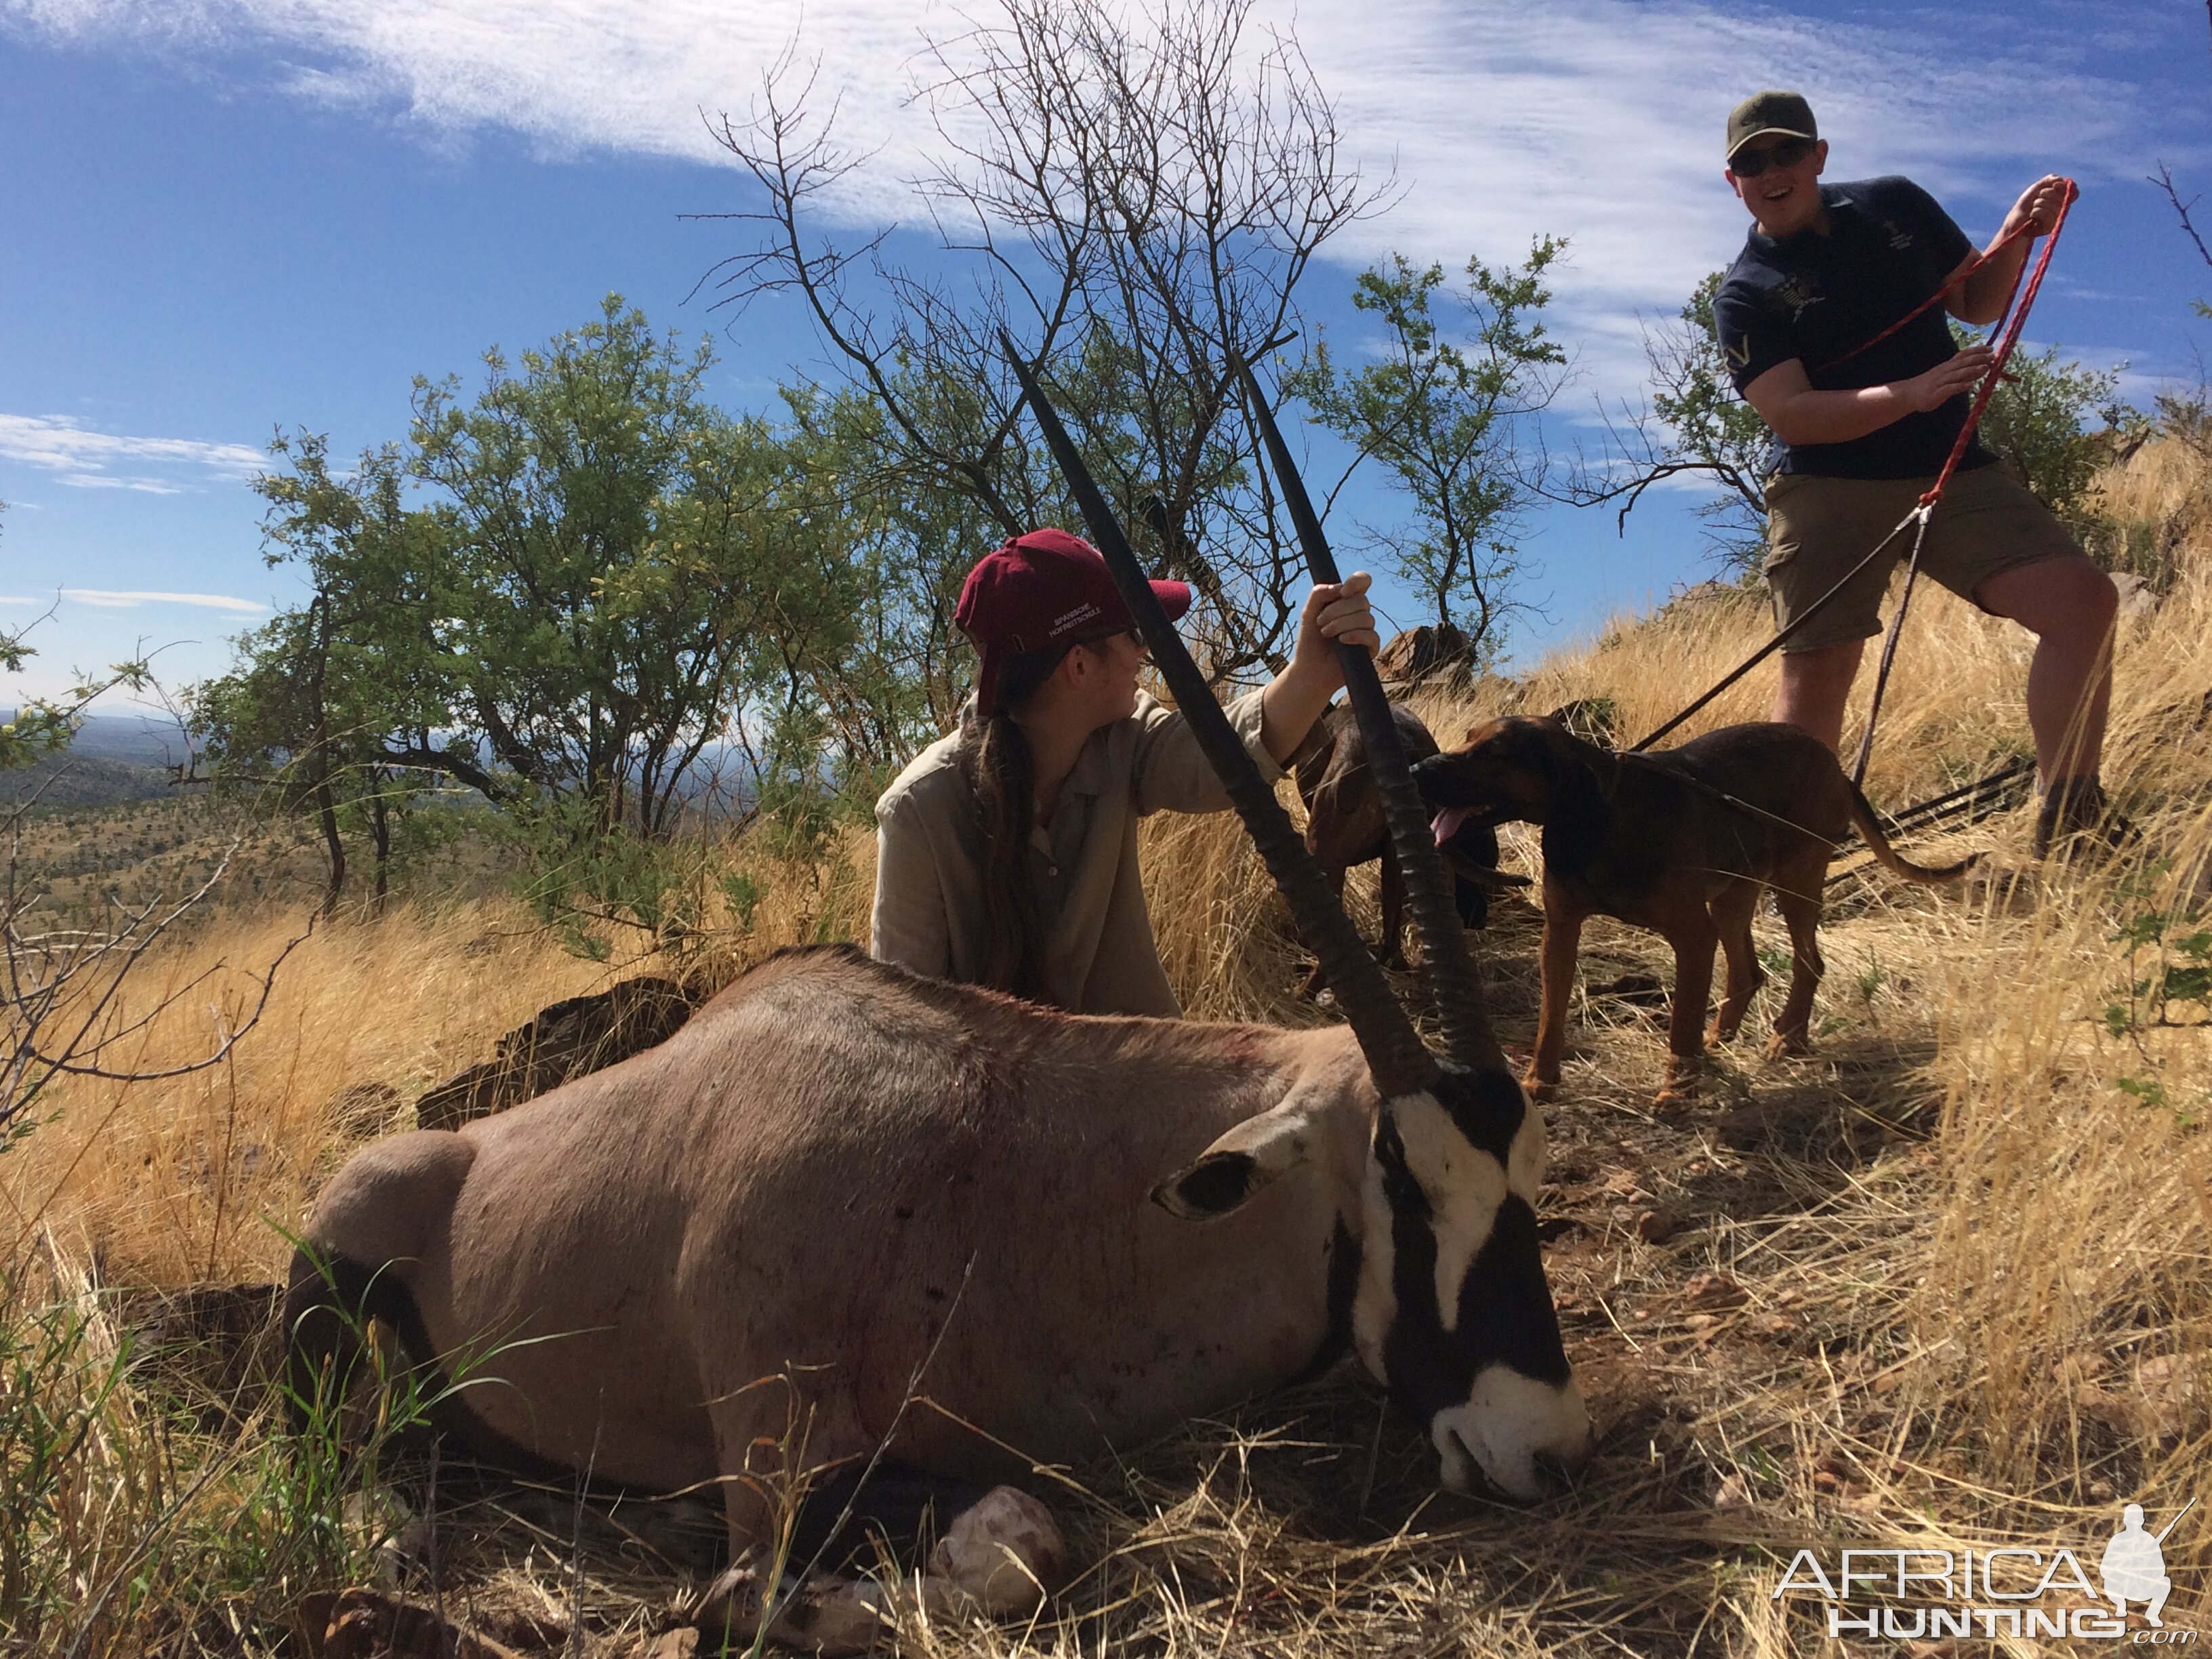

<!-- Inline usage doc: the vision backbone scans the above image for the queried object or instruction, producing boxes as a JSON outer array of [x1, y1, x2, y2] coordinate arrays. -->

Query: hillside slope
[[5, 438, 2209, 1656]]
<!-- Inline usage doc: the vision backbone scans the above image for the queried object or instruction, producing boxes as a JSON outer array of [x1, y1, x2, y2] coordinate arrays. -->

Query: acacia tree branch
[[2153, 162, 2212, 270], [3, 821, 312, 1151], [695, 1, 1382, 680]]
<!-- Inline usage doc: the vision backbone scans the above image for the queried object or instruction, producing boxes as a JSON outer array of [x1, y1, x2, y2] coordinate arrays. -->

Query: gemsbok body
[[289, 352, 1592, 1652]]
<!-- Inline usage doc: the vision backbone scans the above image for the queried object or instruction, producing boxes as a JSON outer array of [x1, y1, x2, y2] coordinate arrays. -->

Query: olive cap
[[1726, 90, 1817, 161]]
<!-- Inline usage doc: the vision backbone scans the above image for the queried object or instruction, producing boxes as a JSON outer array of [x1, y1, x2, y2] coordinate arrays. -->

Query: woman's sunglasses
[[1729, 137, 1815, 179], [1076, 625, 1147, 651]]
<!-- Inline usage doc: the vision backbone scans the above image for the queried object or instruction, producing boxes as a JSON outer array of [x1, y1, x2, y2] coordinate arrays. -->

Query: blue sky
[[3, 0, 2208, 708]]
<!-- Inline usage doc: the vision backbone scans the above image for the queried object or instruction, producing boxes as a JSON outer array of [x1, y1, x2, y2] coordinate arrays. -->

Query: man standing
[[1713, 90, 2122, 855]]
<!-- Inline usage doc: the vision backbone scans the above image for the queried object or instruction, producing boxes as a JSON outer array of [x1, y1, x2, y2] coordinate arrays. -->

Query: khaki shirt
[[871, 690, 1280, 1015]]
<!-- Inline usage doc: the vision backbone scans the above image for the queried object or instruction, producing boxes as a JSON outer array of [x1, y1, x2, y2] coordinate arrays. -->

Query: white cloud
[[0, 413, 264, 492], [58, 589, 267, 612], [0, 0, 2182, 399]]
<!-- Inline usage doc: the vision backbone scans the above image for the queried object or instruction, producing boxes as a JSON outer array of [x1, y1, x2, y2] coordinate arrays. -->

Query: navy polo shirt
[[1713, 176, 1994, 480]]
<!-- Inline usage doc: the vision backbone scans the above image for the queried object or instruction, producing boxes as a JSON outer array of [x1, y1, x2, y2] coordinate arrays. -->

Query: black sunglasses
[[1076, 625, 1146, 651], [1729, 137, 1815, 178]]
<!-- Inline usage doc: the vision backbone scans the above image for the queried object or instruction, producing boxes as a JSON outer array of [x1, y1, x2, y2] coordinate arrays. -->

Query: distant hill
[[0, 710, 194, 769], [3, 752, 180, 808], [0, 711, 767, 815], [1, 712, 198, 806]]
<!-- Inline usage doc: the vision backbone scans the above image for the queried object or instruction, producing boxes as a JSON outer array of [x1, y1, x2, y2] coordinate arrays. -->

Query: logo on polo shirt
[[1774, 273, 1824, 321], [1883, 219, 1914, 250]]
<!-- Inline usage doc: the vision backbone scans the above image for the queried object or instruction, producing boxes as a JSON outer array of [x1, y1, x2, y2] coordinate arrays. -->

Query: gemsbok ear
[[1151, 1102, 1327, 1221]]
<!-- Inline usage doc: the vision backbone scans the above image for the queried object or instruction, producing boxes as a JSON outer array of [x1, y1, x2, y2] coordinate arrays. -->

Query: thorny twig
[[2152, 162, 2212, 272], [3, 815, 310, 1144]]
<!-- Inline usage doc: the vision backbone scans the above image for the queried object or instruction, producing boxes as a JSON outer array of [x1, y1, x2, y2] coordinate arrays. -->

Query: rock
[[1634, 1207, 1685, 1244], [1375, 621, 1473, 687], [416, 976, 697, 1130], [2112, 571, 2158, 624], [638, 1633, 697, 1659], [1712, 1472, 1753, 1513]]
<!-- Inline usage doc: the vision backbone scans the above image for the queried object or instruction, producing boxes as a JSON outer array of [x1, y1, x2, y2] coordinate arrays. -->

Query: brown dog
[[1288, 702, 1526, 997], [1413, 717, 1971, 1103]]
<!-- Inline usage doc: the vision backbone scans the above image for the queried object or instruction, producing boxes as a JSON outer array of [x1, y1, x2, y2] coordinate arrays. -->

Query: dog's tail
[[1844, 781, 1981, 882]]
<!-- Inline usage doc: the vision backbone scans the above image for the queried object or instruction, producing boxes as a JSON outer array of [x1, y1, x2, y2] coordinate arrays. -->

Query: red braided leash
[[1918, 177, 2076, 507], [1848, 178, 2076, 782]]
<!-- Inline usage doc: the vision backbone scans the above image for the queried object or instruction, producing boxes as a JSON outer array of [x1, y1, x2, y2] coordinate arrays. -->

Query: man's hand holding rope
[[1959, 173, 2073, 323]]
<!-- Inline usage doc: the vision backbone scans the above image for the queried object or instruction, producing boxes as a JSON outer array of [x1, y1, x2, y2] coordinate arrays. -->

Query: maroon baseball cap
[[956, 528, 1192, 716]]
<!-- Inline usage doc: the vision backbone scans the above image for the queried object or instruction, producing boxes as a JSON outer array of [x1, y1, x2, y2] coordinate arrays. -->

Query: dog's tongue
[[1431, 805, 1474, 847]]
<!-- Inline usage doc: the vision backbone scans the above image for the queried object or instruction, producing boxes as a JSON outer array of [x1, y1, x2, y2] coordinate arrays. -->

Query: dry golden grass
[[8, 903, 644, 1286], [7, 440, 2212, 1656]]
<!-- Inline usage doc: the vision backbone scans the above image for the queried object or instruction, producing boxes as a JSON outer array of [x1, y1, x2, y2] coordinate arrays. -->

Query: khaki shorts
[[1763, 465, 2087, 653]]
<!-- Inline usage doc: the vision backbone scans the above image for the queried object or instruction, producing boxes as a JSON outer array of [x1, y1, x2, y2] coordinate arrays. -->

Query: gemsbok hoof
[[926, 1486, 1065, 1616]]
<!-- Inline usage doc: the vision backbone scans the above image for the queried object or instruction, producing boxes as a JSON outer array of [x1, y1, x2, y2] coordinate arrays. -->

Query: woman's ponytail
[[958, 645, 1073, 1004]]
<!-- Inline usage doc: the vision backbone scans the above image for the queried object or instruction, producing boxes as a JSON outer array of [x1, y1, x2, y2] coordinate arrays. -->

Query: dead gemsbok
[[285, 352, 1590, 1653]]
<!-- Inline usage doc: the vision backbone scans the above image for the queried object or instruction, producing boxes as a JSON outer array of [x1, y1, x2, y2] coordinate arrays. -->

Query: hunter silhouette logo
[[2104, 1500, 2191, 1629]]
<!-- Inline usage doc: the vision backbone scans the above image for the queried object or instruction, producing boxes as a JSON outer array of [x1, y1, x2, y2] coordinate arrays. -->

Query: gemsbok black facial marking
[[1295, 1217, 1365, 1384], [1433, 1065, 1526, 1165], [1458, 1195, 1572, 1382]]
